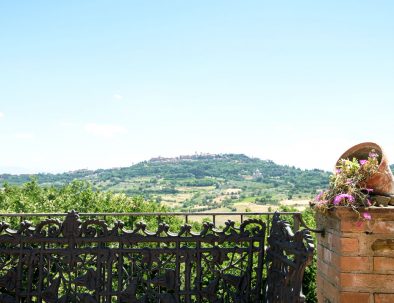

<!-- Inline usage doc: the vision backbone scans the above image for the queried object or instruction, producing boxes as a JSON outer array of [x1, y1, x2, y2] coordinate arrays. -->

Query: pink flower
[[335, 168, 342, 174], [369, 152, 378, 158], [315, 192, 323, 201], [366, 199, 372, 206], [359, 159, 367, 165], [333, 194, 354, 205], [365, 188, 374, 193], [362, 212, 372, 220]]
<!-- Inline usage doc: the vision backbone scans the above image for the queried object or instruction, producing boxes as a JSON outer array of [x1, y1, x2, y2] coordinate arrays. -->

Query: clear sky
[[1, 1, 393, 173]]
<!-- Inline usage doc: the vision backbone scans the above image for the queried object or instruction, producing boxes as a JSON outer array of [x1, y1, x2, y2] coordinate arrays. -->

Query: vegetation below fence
[[0, 179, 318, 302], [0, 179, 163, 214]]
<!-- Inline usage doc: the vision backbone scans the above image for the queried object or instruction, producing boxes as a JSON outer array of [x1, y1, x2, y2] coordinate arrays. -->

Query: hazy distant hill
[[0, 153, 328, 188], [5, 154, 394, 210], [1, 154, 391, 211]]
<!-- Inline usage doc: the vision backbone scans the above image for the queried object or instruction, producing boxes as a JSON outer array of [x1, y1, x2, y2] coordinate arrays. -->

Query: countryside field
[[0, 153, 324, 215]]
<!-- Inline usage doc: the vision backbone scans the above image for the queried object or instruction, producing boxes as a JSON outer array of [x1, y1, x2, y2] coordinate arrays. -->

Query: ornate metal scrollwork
[[0, 211, 313, 302], [265, 212, 315, 303], [0, 211, 268, 302]]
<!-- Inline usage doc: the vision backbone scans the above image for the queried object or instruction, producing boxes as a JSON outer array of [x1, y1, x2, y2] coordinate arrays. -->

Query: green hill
[[0, 154, 332, 211]]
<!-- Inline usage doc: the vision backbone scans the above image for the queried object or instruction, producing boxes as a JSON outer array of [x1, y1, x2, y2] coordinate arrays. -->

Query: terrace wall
[[316, 207, 394, 303]]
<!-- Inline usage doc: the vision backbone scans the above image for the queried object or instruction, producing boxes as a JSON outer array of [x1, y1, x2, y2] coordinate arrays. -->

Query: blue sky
[[1, 1, 393, 173]]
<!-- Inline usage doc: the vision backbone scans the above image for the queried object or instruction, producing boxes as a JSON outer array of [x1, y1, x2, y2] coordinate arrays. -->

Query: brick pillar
[[316, 207, 394, 303]]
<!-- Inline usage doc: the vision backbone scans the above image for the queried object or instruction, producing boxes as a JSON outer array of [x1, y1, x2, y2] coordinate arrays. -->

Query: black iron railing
[[0, 211, 300, 224], [0, 211, 315, 303]]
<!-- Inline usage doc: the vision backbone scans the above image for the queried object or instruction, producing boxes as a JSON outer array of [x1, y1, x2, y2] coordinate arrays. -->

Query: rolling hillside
[[0, 154, 334, 211]]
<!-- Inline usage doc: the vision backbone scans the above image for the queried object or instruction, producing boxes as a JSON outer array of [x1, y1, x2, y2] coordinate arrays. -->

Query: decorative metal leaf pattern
[[0, 211, 313, 302], [266, 213, 315, 303]]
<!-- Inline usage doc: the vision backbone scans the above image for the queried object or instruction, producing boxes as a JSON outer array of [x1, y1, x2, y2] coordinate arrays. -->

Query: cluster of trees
[[254, 193, 279, 205], [0, 179, 166, 214], [0, 179, 317, 302], [181, 178, 216, 187]]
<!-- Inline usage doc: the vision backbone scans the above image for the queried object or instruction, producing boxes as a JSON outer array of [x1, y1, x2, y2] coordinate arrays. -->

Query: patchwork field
[[0, 153, 330, 213]]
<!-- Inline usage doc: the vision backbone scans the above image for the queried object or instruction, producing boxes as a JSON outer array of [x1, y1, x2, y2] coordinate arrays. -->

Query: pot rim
[[335, 142, 383, 171]]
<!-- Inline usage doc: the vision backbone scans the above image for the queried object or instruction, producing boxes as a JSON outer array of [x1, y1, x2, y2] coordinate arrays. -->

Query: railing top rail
[[0, 211, 301, 217]]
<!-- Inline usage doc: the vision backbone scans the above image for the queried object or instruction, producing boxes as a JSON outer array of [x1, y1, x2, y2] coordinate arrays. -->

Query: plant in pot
[[312, 142, 394, 221]]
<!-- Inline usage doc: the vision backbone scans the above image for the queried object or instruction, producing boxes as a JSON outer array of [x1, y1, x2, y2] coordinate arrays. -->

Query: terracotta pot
[[336, 142, 394, 195]]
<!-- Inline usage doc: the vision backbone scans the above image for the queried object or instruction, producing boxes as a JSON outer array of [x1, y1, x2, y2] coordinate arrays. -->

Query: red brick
[[340, 273, 394, 291], [339, 292, 371, 303], [316, 212, 340, 232], [341, 220, 367, 233], [372, 221, 394, 234], [374, 257, 394, 271], [317, 272, 324, 290], [327, 232, 341, 252], [316, 208, 394, 300], [375, 293, 394, 303], [317, 291, 324, 303], [317, 243, 324, 260], [322, 278, 339, 303], [355, 233, 374, 256], [340, 256, 371, 272], [318, 231, 340, 251], [341, 237, 359, 253], [317, 273, 326, 303], [318, 259, 339, 286], [322, 246, 340, 265]]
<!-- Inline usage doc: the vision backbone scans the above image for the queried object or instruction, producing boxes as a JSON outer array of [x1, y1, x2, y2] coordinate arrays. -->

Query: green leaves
[[0, 178, 164, 215]]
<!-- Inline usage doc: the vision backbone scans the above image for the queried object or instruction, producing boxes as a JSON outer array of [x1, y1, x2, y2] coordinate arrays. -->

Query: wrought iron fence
[[0, 211, 314, 303]]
